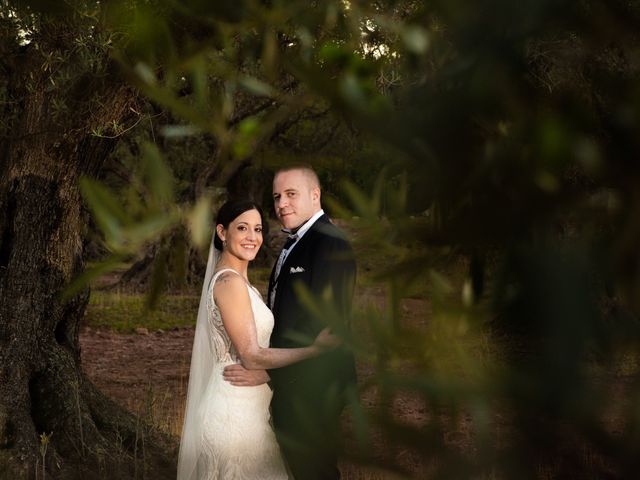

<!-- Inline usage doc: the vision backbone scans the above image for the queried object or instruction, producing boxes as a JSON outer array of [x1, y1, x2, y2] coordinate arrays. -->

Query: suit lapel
[[270, 214, 329, 308], [280, 214, 329, 276]]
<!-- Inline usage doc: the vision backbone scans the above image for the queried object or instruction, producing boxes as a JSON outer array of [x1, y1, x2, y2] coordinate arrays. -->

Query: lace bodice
[[207, 268, 274, 364]]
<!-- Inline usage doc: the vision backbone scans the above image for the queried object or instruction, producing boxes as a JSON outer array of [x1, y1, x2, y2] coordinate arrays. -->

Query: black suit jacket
[[267, 214, 357, 400]]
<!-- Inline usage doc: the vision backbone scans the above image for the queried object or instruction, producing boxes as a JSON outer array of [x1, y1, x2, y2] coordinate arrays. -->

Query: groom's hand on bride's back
[[222, 364, 270, 387]]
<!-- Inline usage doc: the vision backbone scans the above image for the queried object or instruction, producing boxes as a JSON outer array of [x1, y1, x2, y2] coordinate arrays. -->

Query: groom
[[224, 165, 357, 479]]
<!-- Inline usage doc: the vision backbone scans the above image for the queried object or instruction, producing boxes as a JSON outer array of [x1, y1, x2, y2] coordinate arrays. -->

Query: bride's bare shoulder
[[213, 270, 248, 303]]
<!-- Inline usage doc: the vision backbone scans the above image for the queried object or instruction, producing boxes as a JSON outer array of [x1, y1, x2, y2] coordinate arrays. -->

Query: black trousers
[[271, 387, 344, 480]]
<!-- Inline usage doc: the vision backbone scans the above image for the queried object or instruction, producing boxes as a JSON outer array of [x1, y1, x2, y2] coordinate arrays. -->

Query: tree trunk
[[0, 80, 175, 479]]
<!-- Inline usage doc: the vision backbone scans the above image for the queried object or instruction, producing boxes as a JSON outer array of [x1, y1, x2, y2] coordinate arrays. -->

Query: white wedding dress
[[196, 268, 289, 479]]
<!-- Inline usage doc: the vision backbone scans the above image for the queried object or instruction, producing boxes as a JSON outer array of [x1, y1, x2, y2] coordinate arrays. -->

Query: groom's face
[[273, 169, 320, 231]]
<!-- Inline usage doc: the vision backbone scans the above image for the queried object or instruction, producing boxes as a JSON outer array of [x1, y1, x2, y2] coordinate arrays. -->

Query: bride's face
[[218, 209, 263, 261]]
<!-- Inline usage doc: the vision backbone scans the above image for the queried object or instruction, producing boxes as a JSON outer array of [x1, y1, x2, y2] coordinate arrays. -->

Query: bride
[[177, 199, 337, 480]]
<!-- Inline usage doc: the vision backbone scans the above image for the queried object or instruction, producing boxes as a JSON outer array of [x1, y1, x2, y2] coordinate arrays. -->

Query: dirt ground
[[78, 303, 632, 479], [80, 327, 193, 436]]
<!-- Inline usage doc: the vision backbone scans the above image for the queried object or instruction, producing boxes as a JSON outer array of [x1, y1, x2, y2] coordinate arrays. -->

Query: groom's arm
[[223, 364, 270, 386]]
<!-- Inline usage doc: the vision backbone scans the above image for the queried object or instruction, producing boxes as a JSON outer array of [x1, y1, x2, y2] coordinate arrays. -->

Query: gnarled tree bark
[[0, 44, 175, 480]]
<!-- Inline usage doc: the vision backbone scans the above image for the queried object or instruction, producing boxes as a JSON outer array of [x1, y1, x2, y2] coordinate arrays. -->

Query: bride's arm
[[214, 272, 331, 370]]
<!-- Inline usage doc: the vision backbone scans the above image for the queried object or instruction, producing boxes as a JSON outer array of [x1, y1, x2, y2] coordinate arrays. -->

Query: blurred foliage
[[13, 0, 640, 477], [69, 142, 218, 307]]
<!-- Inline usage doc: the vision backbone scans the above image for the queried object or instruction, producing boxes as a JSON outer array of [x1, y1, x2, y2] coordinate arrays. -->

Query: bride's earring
[[223, 240, 227, 247]]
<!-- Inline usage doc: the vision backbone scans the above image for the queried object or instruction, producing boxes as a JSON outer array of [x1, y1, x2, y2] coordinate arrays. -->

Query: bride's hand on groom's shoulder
[[314, 327, 341, 350], [223, 364, 270, 386]]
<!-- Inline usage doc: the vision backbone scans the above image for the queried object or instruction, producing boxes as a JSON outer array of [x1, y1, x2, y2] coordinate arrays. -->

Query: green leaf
[[341, 178, 381, 220], [318, 41, 350, 65], [79, 178, 130, 248], [134, 62, 157, 85], [190, 55, 208, 105], [233, 117, 261, 159], [239, 76, 274, 97], [339, 73, 368, 109], [401, 25, 430, 55], [142, 142, 175, 207], [187, 196, 213, 250], [61, 254, 128, 301], [429, 269, 454, 296], [261, 28, 278, 79], [121, 213, 176, 245], [160, 124, 201, 138]]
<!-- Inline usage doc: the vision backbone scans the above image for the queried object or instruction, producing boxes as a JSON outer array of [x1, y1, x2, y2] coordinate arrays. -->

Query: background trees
[[3, 0, 640, 478]]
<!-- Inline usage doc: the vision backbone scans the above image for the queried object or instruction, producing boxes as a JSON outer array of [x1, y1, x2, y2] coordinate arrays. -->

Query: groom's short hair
[[275, 164, 320, 190]]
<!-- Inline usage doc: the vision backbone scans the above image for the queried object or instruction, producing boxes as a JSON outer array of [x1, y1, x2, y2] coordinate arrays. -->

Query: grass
[[84, 266, 272, 333], [85, 290, 200, 333]]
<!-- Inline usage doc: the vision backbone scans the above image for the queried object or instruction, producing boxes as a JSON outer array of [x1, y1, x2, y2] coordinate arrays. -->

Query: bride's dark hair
[[214, 199, 268, 251]]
